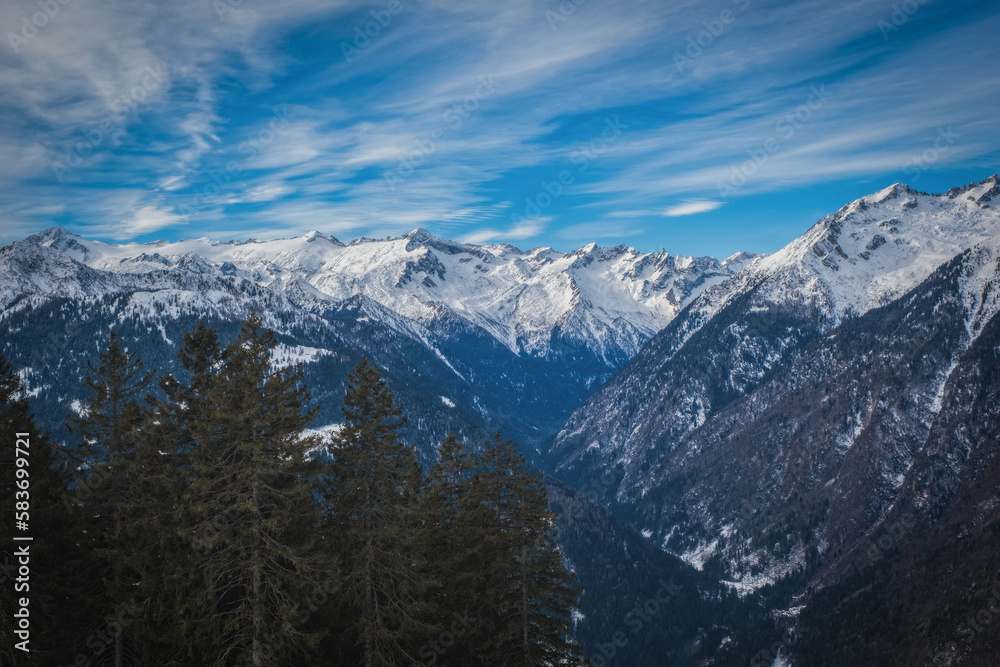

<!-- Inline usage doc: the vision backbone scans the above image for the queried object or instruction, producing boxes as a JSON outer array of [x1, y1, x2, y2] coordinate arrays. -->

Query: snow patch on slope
[[270, 344, 331, 367], [680, 539, 719, 571]]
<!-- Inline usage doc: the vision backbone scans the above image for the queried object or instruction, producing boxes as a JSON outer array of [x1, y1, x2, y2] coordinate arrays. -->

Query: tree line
[[2, 315, 581, 666]]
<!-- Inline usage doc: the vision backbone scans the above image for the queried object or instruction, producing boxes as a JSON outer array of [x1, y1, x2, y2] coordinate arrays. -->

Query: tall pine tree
[[69, 331, 154, 667], [472, 434, 581, 666], [413, 433, 485, 665], [127, 321, 224, 664], [184, 314, 323, 666], [324, 357, 425, 667]]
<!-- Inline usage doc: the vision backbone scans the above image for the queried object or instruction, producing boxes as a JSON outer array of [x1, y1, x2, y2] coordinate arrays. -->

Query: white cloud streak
[[0, 0, 997, 249], [662, 201, 724, 217]]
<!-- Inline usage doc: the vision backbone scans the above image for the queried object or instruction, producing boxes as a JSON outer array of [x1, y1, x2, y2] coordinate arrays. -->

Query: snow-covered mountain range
[[4, 226, 749, 365], [0, 224, 751, 458]]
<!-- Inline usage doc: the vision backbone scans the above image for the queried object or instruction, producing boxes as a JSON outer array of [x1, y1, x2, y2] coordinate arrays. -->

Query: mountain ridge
[[12, 225, 748, 365], [549, 175, 1000, 484], [545, 175, 1000, 601]]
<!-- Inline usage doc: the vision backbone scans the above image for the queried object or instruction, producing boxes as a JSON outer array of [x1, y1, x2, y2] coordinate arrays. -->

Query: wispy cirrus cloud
[[663, 201, 724, 217], [0, 0, 997, 256]]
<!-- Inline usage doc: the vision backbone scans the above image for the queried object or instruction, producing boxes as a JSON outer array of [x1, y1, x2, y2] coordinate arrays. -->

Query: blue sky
[[1, 0, 998, 258]]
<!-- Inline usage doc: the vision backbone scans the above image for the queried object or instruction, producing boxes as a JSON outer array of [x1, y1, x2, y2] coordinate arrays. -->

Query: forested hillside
[[1, 317, 581, 666]]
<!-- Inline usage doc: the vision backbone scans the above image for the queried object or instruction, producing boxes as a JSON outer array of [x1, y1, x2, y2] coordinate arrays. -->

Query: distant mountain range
[[6, 225, 754, 364], [1, 224, 750, 458], [3, 175, 999, 664]]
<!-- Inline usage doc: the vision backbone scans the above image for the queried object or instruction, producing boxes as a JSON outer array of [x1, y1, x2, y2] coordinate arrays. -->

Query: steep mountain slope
[[645, 244, 996, 581], [548, 176, 1000, 506], [790, 275, 1000, 666], [543, 176, 1000, 663]]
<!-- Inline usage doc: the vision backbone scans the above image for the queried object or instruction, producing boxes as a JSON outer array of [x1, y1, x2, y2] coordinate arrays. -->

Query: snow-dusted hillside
[[11, 227, 745, 363], [749, 178, 1000, 318], [682, 176, 1000, 336]]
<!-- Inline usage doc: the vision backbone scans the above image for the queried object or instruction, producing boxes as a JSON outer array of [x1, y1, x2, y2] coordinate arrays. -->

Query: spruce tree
[[472, 434, 581, 666], [413, 433, 484, 665], [324, 356, 424, 667], [68, 331, 154, 667], [184, 314, 323, 666], [127, 321, 224, 664]]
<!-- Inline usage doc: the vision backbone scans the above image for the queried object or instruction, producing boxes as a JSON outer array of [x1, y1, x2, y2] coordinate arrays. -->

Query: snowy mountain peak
[[636, 174, 1000, 367], [721, 251, 761, 273], [404, 227, 435, 242], [741, 176, 1000, 321], [301, 230, 344, 245], [401, 227, 469, 254], [25, 226, 76, 245], [25, 226, 95, 249], [24, 226, 98, 263], [870, 182, 916, 204]]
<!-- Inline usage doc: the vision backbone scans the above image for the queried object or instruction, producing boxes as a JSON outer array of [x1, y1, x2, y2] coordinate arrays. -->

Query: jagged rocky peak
[[25, 226, 74, 245], [944, 174, 1000, 206], [566, 242, 645, 271], [871, 182, 918, 204], [301, 230, 344, 246], [404, 227, 436, 243], [24, 226, 95, 263], [402, 227, 469, 255], [121, 252, 173, 267], [402, 227, 437, 249], [26, 225, 85, 245], [828, 182, 922, 219]]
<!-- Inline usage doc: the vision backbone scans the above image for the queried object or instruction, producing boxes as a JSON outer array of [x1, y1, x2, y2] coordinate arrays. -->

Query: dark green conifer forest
[[1, 316, 581, 666]]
